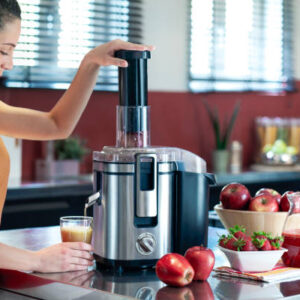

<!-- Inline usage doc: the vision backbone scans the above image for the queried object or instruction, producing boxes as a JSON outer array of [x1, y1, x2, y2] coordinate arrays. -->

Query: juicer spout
[[84, 191, 101, 216]]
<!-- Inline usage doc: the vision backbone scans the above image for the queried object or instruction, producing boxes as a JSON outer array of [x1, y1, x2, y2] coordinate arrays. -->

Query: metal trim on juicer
[[135, 153, 157, 218], [93, 159, 176, 174]]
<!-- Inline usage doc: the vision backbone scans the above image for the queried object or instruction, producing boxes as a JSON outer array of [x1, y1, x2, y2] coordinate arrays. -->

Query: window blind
[[189, 0, 294, 93], [4, 0, 143, 91]]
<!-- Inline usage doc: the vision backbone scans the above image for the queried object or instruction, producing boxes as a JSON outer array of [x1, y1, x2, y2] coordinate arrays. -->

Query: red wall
[[1, 83, 300, 181]]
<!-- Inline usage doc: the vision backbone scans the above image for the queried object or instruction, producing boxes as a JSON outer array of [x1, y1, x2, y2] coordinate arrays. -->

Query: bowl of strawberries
[[218, 225, 287, 272]]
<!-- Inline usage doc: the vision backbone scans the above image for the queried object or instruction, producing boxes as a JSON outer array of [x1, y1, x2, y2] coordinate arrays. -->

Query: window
[[4, 0, 142, 91], [189, 0, 294, 92]]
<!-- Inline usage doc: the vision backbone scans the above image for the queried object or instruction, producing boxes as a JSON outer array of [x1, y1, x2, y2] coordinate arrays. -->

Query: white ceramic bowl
[[218, 246, 287, 272]]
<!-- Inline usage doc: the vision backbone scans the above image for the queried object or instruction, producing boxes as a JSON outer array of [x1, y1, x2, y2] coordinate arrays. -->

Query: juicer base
[[94, 255, 157, 270]]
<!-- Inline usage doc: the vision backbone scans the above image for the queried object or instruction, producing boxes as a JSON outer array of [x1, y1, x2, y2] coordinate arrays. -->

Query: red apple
[[280, 191, 300, 213], [249, 194, 279, 212], [255, 188, 281, 204], [156, 253, 194, 287], [220, 183, 251, 210], [184, 246, 215, 281], [156, 286, 195, 300]]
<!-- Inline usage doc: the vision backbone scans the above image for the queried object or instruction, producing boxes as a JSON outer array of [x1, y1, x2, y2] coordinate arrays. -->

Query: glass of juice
[[282, 192, 300, 267], [60, 216, 93, 244]]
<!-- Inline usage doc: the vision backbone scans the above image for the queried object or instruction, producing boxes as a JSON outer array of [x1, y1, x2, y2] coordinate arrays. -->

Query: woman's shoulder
[[0, 100, 9, 108]]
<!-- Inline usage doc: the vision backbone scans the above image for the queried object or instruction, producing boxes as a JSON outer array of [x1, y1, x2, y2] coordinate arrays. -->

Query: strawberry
[[228, 225, 258, 251], [270, 236, 284, 250], [225, 237, 239, 251], [252, 232, 272, 251], [218, 234, 235, 248], [229, 225, 247, 239], [240, 238, 258, 251], [260, 239, 272, 251], [252, 231, 273, 240], [222, 235, 257, 251], [218, 234, 229, 248]]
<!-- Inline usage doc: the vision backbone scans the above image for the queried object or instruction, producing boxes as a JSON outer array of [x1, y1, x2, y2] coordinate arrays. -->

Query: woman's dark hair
[[0, 0, 21, 30]]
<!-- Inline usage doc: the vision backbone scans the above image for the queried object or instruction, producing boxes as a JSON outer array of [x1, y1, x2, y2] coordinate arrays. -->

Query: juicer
[[86, 50, 215, 269]]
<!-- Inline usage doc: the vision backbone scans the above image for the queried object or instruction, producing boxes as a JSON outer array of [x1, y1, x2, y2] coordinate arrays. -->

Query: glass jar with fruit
[[255, 117, 299, 165], [289, 118, 300, 154], [281, 192, 300, 267]]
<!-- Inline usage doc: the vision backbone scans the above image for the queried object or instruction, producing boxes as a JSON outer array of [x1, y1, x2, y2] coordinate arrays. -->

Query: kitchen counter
[[0, 226, 299, 299], [215, 170, 300, 186]]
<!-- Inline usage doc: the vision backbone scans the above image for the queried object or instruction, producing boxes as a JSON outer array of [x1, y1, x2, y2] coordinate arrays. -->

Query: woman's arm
[[0, 40, 154, 140], [0, 242, 94, 273], [0, 137, 93, 273]]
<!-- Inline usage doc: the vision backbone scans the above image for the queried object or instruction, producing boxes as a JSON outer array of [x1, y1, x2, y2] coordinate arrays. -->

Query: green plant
[[202, 99, 240, 150], [54, 136, 90, 161]]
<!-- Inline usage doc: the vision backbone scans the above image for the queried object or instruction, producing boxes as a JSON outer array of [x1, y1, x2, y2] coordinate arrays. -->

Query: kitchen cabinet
[[2, 175, 93, 229]]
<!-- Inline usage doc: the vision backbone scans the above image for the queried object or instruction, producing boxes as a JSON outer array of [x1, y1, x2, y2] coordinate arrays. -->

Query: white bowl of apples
[[214, 183, 293, 236]]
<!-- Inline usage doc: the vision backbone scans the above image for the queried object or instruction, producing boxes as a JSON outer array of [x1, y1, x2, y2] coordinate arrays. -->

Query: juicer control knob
[[136, 233, 156, 256]]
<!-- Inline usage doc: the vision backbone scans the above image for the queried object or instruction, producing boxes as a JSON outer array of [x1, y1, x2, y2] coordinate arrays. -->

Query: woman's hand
[[33, 242, 94, 273], [85, 39, 155, 68]]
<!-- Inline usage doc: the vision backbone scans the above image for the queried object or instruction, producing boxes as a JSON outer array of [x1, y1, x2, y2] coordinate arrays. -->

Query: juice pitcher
[[282, 192, 300, 267]]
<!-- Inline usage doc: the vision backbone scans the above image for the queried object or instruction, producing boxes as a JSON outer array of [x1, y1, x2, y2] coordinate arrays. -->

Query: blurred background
[[1, 0, 300, 228]]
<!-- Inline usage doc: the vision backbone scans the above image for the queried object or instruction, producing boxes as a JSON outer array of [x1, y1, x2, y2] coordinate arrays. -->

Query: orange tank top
[[0, 137, 10, 223]]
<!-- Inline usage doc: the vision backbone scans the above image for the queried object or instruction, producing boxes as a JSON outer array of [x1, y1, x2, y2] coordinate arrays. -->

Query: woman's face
[[0, 18, 21, 77]]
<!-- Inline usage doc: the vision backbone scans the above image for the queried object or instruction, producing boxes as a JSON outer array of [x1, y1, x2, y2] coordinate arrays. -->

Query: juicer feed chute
[[115, 50, 150, 149]]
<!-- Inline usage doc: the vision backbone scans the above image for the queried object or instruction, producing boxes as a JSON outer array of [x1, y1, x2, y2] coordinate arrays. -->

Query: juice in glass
[[281, 192, 300, 267], [282, 229, 300, 267], [60, 216, 93, 244]]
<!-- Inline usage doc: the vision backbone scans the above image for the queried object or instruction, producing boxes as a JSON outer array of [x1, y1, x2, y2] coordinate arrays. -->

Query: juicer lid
[[93, 146, 207, 173]]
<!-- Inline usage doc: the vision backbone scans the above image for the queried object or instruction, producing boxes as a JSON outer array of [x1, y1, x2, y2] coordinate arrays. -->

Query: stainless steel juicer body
[[91, 147, 214, 268], [92, 151, 176, 268]]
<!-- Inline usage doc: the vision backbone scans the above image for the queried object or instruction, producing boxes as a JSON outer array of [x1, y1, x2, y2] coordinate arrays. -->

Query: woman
[[0, 0, 154, 272]]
